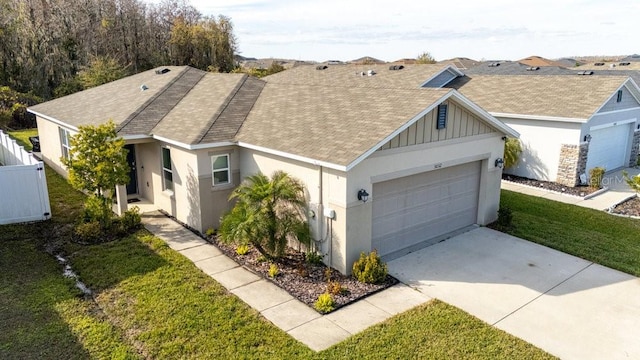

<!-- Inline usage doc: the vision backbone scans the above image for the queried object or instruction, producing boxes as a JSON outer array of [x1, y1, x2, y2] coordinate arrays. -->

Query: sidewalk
[[142, 211, 429, 351], [502, 168, 639, 211]]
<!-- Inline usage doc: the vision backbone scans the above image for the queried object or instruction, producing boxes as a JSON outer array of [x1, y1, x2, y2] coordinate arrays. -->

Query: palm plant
[[504, 138, 523, 169], [218, 171, 311, 259]]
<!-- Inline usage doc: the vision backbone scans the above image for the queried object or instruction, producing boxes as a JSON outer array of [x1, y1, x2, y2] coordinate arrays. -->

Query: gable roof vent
[[526, 66, 540, 71], [488, 62, 500, 67], [316, 65, 328, 70], [389, 65, 404, 71], [619, 62, 631, 66], [155, 68, 170, 75], [594, 62, 605, 66], [577, 70, 594, 75]]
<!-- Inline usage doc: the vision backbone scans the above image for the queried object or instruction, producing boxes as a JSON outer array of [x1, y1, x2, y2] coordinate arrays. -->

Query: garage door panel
[[586, 124, 630, 171], [372, 162, 481, 256]]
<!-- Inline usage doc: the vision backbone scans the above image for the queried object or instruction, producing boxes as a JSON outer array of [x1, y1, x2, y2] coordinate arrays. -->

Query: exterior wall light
[[357, 189, 369, 203], [584, 134, 592, 142], [495, 158, 504, 168]]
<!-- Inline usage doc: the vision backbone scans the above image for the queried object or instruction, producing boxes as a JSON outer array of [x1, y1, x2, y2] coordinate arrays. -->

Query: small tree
[[61, 120, 129, 226], [415, 51, 437, 64], [504, 138, 522, 168], [218, 171, 311, 259]]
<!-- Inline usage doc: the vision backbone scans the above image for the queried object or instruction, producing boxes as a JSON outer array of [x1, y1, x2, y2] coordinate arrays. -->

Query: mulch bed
[[503, 174, 600, 198], [611, 196, 640, 217], [211, 237, 398, 313]]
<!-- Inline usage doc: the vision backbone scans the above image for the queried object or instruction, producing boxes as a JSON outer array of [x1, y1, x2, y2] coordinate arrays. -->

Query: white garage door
[[586, 124, 631, 172], [372, 161, 481, 257]]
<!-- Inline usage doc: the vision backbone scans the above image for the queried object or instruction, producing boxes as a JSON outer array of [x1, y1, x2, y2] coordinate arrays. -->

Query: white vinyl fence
[[0, 130, 51, 224]]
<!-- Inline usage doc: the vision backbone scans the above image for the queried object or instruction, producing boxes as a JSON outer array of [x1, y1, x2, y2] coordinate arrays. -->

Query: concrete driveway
[[388, 227, 640, 360]]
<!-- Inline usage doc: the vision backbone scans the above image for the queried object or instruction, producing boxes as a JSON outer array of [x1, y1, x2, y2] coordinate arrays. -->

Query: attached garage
[[586, 122, 632, 172], [371, 161, 481, 258]]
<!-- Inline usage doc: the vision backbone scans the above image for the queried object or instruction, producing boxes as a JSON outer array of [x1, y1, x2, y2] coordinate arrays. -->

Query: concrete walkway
[[502, 168, 640, 211], [142, 211, 429, 351], [389, 227, 640, 360]]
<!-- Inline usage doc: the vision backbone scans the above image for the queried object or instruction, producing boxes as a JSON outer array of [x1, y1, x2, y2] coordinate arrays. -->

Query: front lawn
[[500, 190, 640, 276], [7, 128, 38, 151]]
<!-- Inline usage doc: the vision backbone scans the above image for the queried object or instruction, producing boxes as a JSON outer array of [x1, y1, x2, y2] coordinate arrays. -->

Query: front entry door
[[125, 144, 138, 195]]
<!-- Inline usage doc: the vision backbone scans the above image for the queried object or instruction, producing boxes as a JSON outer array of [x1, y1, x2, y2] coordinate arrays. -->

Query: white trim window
[[211, 154, 230, 185], [59, 127, 72, 160], [162, 147, 173, 191]]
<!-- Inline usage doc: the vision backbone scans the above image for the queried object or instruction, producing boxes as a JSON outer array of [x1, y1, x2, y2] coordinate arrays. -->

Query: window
[[59, 127, 72, 160], [436, 104, 448, 130], [162, 147, 173, 191], [617, 90, 623, 103], [211, 154, 230, 185]]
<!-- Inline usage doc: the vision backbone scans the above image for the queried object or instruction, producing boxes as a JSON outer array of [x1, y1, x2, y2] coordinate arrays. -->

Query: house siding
[[598, 86, 640, 113], [378, 100, 495, 151]]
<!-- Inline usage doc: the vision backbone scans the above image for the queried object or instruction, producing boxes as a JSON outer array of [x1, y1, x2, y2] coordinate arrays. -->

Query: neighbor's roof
[[438, 57, 480, 70], [517, 55, 567, 67], [237, 85, 456, 167], [448, 75, 633, 120], [263, 64, 459, 89]]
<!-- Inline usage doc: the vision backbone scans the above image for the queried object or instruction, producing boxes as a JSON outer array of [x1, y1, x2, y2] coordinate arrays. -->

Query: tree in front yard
[[218, 171, 311, 259], [504, 138, 523, 168], [61, 120, 129, 228]]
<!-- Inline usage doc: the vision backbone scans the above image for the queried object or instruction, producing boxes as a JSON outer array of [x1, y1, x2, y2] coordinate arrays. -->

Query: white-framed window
[[59, 127, 72, 160], [211, 154, 230, 186], [162, 147, 173, 191]]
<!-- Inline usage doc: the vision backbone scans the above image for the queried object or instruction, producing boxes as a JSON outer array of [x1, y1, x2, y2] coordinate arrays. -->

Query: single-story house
[[29, 64, 518, 274], [446, 74, 640, 186]]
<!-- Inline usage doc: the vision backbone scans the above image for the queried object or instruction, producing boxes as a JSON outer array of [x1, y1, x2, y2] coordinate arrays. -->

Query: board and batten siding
[[598, 86, 640, 113], [378, 100, 496, 151]]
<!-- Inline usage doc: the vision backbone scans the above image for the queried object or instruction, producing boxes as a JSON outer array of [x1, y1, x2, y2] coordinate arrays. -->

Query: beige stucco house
[[29, 64, 518, 274]]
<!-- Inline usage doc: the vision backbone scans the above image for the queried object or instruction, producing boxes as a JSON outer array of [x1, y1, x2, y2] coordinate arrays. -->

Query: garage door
[[372, 161, 481, 257], [586, 124, 630, 172]]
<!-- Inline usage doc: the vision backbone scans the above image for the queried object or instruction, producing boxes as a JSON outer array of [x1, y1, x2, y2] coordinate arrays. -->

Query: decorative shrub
[[74, 221, 102, 243], [314, 292, 335, 313], [305, 251, 324, 265], [296, 263, 309, 277], [83, 195, 111, 226], [497, 206, 513, 228], [324, 267, 333, 282], [205, 228, 215, 237], [589, 167, 606, 188], [235, 244, 249, 255], [120, 206, 141, 232], [268, 263, 279, 278], [327, 280, 345, 296], [352, 250, 388, 284]]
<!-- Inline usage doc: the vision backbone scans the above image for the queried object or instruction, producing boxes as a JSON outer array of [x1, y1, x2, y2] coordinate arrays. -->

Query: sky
[[163, 0, 639, 62]]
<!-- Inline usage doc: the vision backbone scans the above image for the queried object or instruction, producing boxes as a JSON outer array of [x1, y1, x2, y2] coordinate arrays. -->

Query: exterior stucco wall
[[499, 117, 581, 181], [36, 116, 73, 177]]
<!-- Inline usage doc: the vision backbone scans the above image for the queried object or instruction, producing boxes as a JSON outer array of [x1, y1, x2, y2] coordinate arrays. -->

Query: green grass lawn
[[500, 190, 640, 276], [0, 130, 554, 358], [6, 128, 38, 151]]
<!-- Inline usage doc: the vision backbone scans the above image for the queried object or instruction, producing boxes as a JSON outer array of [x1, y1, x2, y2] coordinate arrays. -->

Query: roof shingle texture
[[237, 84, 452, 166], [447, 75, 630, 119]]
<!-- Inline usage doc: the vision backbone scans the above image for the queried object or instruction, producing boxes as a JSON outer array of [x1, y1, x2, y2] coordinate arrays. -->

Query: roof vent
[[140, 84, 148, 91], [316, 65, 328, 70], [367, 69, 376, 76], [577, 70, 594, 75], [619, 62, 631, 66], [594, 62, 605, 66], [155, 68, 170, 75], [389, 65, 404, 71], [526, 66, 540, 71], [488, 62, 500, 67]]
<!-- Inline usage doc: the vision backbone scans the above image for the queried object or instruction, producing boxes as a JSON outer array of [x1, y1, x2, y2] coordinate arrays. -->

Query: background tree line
[[0, 0, 237, 129]]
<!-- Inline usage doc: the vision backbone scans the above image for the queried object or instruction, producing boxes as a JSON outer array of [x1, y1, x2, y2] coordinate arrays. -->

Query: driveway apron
[[388, 227, 640, 360]]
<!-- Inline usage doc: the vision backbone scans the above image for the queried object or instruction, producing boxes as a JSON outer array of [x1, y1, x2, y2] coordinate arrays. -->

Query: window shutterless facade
[[59, 127, 72, 160], [211, 154, 230, 185], [162, 147, 173, 191]]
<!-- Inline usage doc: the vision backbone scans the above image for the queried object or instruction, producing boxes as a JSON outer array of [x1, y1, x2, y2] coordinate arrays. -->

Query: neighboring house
[[446, 74, 640, 186], [437, 57, 480, 70], [516, 55, 567, 68], [29, 64, 518, 274]]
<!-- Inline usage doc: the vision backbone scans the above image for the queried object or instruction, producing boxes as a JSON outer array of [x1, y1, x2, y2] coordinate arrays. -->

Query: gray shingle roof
[[447, 75, 631, 119]]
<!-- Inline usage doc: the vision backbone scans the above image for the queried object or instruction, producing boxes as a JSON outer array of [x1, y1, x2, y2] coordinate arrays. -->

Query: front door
[[125, 144, 138, 195]]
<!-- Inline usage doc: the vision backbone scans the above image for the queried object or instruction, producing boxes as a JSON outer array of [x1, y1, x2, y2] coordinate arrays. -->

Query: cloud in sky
[[166, 0, 638, 61]]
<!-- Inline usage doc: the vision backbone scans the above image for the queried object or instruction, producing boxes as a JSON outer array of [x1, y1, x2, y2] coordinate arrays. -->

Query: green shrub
[[268, 263, 279, 278], [205, 228, 215, 237], [305, 251, 324, 265], [120, 206, 141, 232], [589, 167, 606, 188], [352, 250, 388, 284], [313, 292, 335, 313], [83, 195, 112, 228], [74, 221, 102, 243], [497, 206, 513, 228], [235, 244, 249, 255]]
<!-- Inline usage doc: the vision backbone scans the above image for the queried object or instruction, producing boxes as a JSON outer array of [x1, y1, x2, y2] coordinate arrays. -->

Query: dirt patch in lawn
[[611, 196, 640, 217], [503, 174, 600, 198], [212, 238, 397, 313]]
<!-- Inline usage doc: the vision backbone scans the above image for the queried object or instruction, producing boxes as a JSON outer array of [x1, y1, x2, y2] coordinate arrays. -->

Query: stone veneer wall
[[556, 142, 589, 187], [629, 131, 640, 167]]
